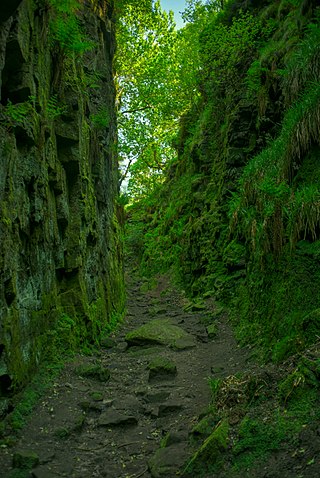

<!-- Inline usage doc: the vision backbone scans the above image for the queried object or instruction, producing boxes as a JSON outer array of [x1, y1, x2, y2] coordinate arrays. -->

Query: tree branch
[[121, 105, 153, 115]]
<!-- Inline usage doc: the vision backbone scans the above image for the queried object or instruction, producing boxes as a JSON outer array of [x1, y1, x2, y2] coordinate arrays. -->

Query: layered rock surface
[[0, 0, 124, 400]]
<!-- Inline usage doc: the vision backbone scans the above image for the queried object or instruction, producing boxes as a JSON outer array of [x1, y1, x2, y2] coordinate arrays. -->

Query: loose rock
[[98, 409, 138, 427], [148, 357, 177, 382]]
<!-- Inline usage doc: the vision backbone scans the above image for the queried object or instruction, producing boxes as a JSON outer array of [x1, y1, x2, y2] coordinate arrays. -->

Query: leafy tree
[[116, 0, 199, 198]]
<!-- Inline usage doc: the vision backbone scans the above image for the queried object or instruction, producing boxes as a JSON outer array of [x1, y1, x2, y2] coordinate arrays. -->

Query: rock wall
[[134, 0, 320, 360], [0, 0, 124, 403]]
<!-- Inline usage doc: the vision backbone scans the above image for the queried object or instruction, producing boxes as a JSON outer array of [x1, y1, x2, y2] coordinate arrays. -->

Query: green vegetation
[[185, 350, 320, 475], [116, 0, 200, 196], [119, 0, 320, 473], [48, 0, 95, 54], [90, 108, 110, 129], [124, 0, 320, 358], [1, 361, 62, 436], [1, 0, 319, 474], [2, 98, 35, 127], [46, 94, 66, 119]]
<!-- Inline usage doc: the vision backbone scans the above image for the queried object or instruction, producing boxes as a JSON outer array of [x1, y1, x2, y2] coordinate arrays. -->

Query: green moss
[[191, 414, 218, 438], [279, 358, 320, 403], [125, 318, 196, 349], [12, 451, 39, 470], [8, 470, 31, 478], [232, 415, 288, 470], [184, 420, 229, 473], [7, 361, 63, 432], [90, 391, 103, 401], [148, 356, 177, 376], [76, 364, 111, 382]]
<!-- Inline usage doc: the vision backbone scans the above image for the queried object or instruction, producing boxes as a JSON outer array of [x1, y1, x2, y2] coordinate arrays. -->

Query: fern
[[48, 0, 95, 54]]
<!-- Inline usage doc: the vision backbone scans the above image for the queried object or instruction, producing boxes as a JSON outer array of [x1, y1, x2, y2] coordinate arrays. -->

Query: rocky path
[[0, 272, 249, 478]]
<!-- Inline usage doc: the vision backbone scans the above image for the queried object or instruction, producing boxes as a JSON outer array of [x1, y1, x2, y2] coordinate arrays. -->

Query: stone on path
[[206, 323, 217, 339], [145, 390, 171, 403], [76, 364, 110, 382], [12, 450, 40, 469], [148, 357, 177, 382], [158, 400, 183, 416], [148, 444, 188, 478], [100, 337, 117, 349], [98, 409, 138, 427], [115, 395, 145, 413], [125, 318, 196, 350], [31, 467, 56, 478]]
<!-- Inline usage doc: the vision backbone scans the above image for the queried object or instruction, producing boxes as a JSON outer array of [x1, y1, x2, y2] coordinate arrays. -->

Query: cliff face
[[0, 0, 124, 402]]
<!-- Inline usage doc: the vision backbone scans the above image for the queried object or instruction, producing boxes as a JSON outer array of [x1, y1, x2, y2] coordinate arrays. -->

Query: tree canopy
[[115, 0, 202, 199]]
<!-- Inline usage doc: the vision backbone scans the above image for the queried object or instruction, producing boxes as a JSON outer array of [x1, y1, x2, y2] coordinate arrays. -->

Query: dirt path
[[0, 272, 250, 478]]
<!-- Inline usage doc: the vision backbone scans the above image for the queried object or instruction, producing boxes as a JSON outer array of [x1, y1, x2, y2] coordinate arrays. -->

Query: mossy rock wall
[[132, 0, 320, 360], [0, 0, 124, 396]]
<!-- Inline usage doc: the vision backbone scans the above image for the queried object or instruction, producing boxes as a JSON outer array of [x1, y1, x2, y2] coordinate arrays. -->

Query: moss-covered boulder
[[12, 450, 39, 469], [125, 319, 196, 350], [191, 414, 218, 438], [148, 444, 189, 478], [76, 364, 110, 382], [148, 356, 177, 381], [206, 323, 217, 339], [184, 420, 229, 473]]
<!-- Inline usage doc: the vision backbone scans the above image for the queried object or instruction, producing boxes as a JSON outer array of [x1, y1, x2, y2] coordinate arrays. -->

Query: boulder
[[100, 337, 117, 349], [184, 420, 229, 473], [125, 319, 196, 350]]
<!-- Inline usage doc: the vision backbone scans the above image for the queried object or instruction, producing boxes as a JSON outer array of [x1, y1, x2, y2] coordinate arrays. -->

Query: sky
[[160, 0, 186, 29]]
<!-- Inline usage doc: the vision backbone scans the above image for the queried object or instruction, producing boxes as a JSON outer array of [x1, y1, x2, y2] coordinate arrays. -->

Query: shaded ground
[[0, 271, 249, 477], [0, 271, 319, 477]]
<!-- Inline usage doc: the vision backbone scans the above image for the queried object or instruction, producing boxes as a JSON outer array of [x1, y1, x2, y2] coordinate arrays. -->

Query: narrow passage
[[0, 271, 248, 478]]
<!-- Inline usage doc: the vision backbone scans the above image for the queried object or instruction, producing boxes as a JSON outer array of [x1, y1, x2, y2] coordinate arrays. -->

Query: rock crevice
[[0, 0, 124, 398]]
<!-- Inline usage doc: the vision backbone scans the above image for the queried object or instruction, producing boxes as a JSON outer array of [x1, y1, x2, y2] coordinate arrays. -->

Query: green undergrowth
[[230, 359, 320, 474], [125, 7, 320, 473], [232, 252, 320, 362], [125, 0, 320, 364], [0, 362, 62, 442], [0, 308, 124, 441], [185, 348, 320, 476], [48, 0, 95, 54]]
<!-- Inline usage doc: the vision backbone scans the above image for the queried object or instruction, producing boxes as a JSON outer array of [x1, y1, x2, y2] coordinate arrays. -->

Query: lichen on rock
[[125, 318, 196, 350], [0, 0, 124, 400]]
